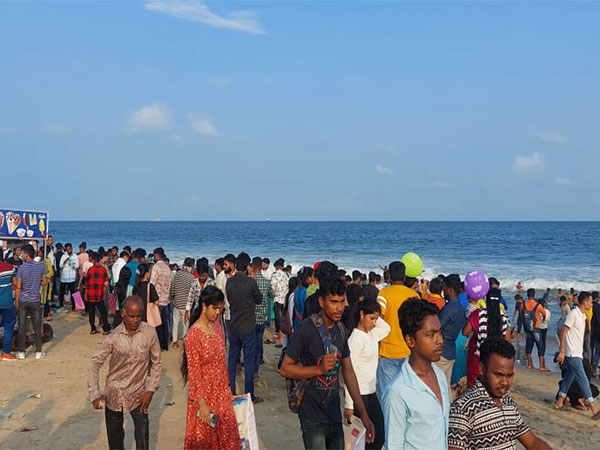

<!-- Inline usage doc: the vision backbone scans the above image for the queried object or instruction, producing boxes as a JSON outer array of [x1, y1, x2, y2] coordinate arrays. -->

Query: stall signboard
[[0, 208, 49, 239]]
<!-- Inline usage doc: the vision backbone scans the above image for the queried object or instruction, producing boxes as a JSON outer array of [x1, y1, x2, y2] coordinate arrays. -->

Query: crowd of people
[[2, 238, 600, 449]]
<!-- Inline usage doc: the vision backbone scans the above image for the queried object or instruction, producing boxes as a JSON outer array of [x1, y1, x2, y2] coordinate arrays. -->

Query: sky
[[1, 1, 599, 221]]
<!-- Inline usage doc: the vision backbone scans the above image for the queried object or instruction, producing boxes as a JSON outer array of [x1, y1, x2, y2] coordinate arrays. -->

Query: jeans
[[525, 329, 542, 356], [376, 357, 406, 403], [254, 323, 266, 375], [299, 418, 344, 450], [105, 405, 149, 450], [0, 307, 17, 354], [156, 305, 170, 350], [87, 301, 110, 333], [228, 329, 257, 399], [59, 281, 77, 308], [18, 301, 42, 353], [172, 307, 187, 343], [362, 393, 385, 450], [558, 356, 594, 405], [539, 328, 548, 357]]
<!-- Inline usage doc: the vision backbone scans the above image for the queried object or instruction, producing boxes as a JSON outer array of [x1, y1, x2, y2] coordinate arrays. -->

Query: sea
[[49, 220, 600, 370]]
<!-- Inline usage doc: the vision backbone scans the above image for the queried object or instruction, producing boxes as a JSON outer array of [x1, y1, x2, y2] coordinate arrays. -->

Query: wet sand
[[1, 312, 599, 449]]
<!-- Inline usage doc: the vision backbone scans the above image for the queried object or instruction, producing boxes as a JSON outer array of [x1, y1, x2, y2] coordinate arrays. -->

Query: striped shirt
[[169, 269, 195, 310], [448, 379, 529, 450], [16, 261, 46, 303], [254, 273, 273, 324]]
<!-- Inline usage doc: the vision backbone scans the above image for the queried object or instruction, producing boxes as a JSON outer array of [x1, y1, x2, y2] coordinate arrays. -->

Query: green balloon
[[401, 252, 423, 278]]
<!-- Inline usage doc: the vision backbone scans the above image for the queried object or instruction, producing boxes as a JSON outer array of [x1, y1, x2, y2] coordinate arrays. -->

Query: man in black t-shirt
[[346, 270, 364, 307], [281, 278, 375, 450], [363, 271, 379, 302]]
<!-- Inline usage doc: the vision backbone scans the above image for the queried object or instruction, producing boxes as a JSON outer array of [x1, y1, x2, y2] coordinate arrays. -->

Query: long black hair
[[486, 288, 503, 338], [350, 298, 382, 332], [181, 285, 225, 385], [297, 266, 313, 288], [132, 263, 150, 296]]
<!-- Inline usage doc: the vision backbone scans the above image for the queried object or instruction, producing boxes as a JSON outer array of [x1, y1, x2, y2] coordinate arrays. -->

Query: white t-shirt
[[344, 317, 391, 409], [564, 307, 586, 358]]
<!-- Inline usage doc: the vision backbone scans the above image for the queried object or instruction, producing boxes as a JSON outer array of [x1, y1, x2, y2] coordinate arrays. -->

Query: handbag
[[146, 282, 162, 327]]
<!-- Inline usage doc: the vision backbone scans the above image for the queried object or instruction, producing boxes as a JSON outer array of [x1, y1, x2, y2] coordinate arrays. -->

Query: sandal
[[592, 411, 600, 420], [90, 330, 99, 335]]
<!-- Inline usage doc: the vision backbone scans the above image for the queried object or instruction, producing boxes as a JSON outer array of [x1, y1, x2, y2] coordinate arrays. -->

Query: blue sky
[[1, 1, 599, 220]]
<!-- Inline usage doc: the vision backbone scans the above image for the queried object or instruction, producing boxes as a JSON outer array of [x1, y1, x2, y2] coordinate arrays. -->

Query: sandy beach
[[1, 312, 599, 450]]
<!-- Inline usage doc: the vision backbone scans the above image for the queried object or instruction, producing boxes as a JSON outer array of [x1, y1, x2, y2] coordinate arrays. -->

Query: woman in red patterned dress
[[182, 286, 241, 450]]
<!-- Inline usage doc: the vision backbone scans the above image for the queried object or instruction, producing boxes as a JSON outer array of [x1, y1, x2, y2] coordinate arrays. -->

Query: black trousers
[[87, 302, 110, 333], [274, 302, 284, 333], [59, 281, 77, 308], [105, 405, 149, 450], [18, 301, 42, 352], [362, 392, 385, 450]]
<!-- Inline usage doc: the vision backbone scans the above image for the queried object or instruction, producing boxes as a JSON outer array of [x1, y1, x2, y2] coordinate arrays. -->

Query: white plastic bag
[[232, 394, 260, 450], [343, 416, 366, 450]]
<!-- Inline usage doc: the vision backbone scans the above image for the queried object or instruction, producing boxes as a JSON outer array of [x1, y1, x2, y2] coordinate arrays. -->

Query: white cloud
[[554, 176, 571, 186], [537, 133, 568, 145], [145, 1, 266, 35], [375, 165, 394, 175], [189, 115, 217, 136], [128, 102, 170, 133], [514, 152, 545, 172], [433, 180, 449, 188], [46, 124, 70, 136]]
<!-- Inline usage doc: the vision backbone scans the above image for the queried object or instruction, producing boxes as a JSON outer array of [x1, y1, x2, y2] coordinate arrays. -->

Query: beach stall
[[0, 207, 53, 349]]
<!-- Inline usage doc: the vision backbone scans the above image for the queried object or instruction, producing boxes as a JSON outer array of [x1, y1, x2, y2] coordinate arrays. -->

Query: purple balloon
[[464, 270, 489, 300]]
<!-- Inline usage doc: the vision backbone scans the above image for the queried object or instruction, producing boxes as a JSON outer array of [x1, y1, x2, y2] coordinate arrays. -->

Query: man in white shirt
[[555, 291, 600, 419], [59, 243, 80, 310], [111, 251, 129, 285], [270, 258, 289, 345], [261, 257, 275, 280]]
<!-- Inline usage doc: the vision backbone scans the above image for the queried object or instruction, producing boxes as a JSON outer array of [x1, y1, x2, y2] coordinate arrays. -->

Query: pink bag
[[72, 291, 85, 311], [109, 293, 115, 313]]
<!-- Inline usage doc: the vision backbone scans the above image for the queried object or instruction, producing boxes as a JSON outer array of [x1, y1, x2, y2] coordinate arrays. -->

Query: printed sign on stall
[[0, 208, 49, 239]]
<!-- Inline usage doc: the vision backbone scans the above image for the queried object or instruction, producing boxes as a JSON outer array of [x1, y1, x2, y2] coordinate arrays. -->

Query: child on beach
[[344, 299, 390, 450]]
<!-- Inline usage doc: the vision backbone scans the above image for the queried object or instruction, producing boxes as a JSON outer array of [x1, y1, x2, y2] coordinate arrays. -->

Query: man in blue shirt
[[15, 244, 47, 360], [437, 275, 467, 400], [383, 298, 449, 450], [0, 257, 16, 360]]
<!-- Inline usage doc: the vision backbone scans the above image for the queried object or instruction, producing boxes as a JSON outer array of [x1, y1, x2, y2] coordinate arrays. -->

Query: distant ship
[[150, 218, 161, 222]]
